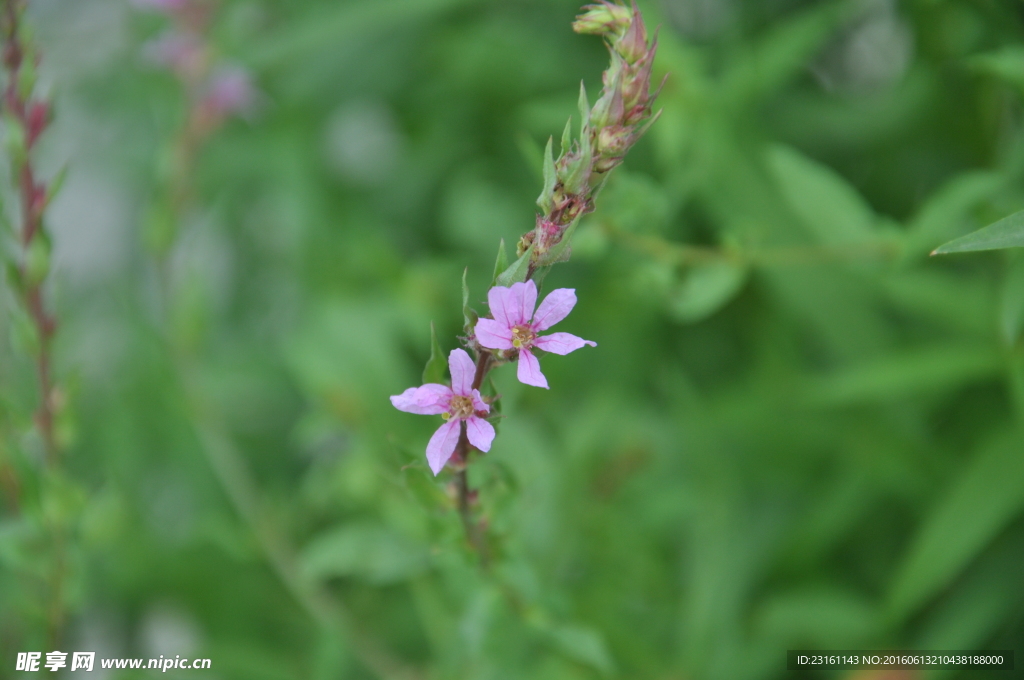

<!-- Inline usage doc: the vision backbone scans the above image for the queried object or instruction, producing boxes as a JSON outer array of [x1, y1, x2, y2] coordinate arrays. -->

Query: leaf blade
[[932, 209, 1024, 255]]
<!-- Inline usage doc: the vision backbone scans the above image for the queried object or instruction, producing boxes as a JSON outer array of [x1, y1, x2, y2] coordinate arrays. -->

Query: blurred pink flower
[[199, 66, 257, 119], [475, 280, 595, 389], [143, 32, 206, 79], [390, 349, 494, 475]]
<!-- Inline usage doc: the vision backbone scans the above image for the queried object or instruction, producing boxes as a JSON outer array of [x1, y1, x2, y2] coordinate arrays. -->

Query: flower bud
[[26, 100, 47, 148], [590, 68, 625, 129], [573, 2, 632, 37], [597, 124, 632, 157], [613, 1, 649, 63]]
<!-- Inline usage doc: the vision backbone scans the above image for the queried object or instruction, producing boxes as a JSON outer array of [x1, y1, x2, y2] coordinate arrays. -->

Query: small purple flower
[[390, 349, 495, 476], [474, 280, 596, 389]]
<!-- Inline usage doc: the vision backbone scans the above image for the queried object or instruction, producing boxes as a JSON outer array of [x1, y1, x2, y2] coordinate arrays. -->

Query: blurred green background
[[2, 0, 1024, 678]]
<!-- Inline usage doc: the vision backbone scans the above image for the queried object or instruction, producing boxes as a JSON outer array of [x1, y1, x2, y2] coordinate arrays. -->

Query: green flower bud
[[573, 1, 632, 37]]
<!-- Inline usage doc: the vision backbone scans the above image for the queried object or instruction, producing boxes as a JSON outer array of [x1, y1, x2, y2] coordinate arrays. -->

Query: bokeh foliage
[[2, 0, 1024, 678]]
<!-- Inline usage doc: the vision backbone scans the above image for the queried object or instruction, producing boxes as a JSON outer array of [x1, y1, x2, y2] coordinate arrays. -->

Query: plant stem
[[601, 219, 901, 268], [180, 363, 422, 679], [2, 0, 58, 465], [2, 0, 68, 653]]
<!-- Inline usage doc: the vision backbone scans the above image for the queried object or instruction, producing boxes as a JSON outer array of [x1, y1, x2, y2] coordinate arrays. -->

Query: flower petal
[[448, 348, 476, 396], [466, 416, 495, 452], [512, 280, 538, 326], [470, 389, 490, 413], [531, 288, 577, 331], [534, 332, 596, 355], [487, 285, 518, 328], [488, 281, 536, 327], [426, 419, 461, 476], [390, 384, 452, 414], [474, 318, 514, 350], [516, 349, 549, 389]]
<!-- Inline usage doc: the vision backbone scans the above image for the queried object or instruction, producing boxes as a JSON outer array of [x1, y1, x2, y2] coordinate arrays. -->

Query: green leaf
[[495, 243, 533, 287], [4, 114, 27, 167], [462, 268, 478, 332], [913, 535, 1024, 650], [561, 129, 592, 195], [422, 321, 447, 385], [560, 117, 572, 155], [491, 240, 508, 285], [577, 81, 590, 131], [902, 171, 1004, 258], [666, 260, 747, 323], [803, 345, 1002, 406], [536, 137, 557, 213], [251, 0, 477, 67], [545, 624, 616, 676], [767, 144, 876, 245], [932, 209, 1024, 254], [1000, 257, 1024, 346], [753, 588, 878, 647], [299, 522, 430, 585], [45, 164, 68, 205], [401, 464, 449, 510], [969, 47, 1024, 93], [887, 430, 1024, 622], [722, 0, 849, 107]]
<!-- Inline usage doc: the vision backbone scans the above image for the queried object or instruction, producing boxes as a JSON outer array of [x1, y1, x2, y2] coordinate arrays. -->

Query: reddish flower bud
[[26, 100, 47, 148], [614, 1, 649, 63]]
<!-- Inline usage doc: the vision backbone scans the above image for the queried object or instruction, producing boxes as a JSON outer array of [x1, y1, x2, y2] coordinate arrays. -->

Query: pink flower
[[390, 349, 495, 476], [474, 280, 596, 389], [200, 66, 256, 119], [142, 32, 206, 79]]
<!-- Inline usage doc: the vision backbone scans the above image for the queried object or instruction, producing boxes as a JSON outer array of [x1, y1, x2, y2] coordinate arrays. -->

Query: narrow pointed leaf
[[462, 268, 478, 332], [577, 81, 590, 130], [561, 118, 572, 155], [45, 164, 68, 205], [887, 430, 1024, 622], [495, 243, 533, 287], [491, 239, 508, 285], [422, 321, 447, 384], [562, 133, 592, 196], [932, 209, 1024, 254], [537, 137, 557, 213]]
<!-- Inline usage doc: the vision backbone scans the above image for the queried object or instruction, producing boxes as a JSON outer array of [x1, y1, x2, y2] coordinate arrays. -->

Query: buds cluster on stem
[[519, 0, 663, 271], [390, 2, 662, 560], [134, 0, 255, 256], [1, 0, 62, 463]]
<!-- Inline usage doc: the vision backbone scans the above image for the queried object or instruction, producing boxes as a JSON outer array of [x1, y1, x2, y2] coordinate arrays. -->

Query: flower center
[[443, 394, 475, 421], [511, 324, 535, 349]]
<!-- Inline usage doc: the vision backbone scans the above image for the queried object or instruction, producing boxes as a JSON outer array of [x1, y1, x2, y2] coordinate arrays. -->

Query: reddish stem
[[3, 0, 58, 465]]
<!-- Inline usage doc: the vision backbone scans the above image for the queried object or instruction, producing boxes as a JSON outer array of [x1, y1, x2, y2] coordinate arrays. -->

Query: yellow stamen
[[511, 324, 535, 349]]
